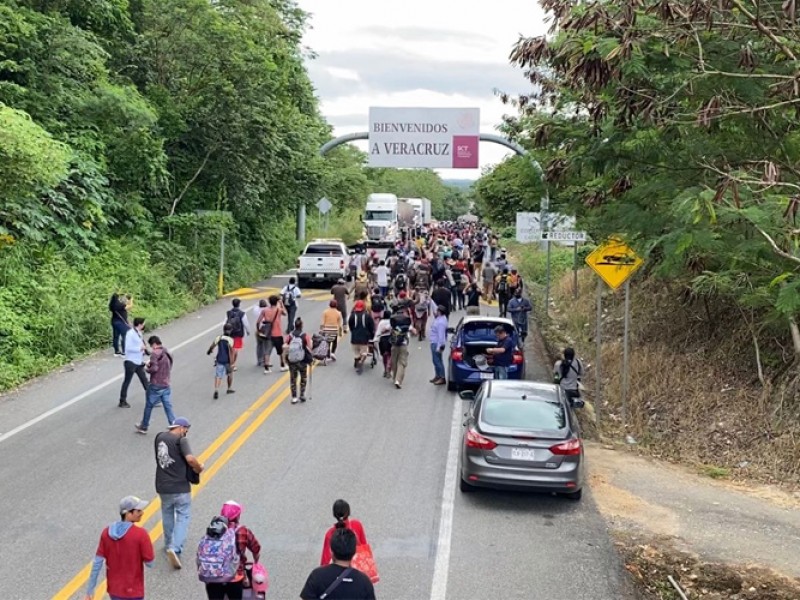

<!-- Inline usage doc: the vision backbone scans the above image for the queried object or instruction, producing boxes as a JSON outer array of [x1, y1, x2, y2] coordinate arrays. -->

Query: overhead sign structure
[[316, 197, 332, 215], [368, 107, 480, 169], [585, 238, 644, 290]]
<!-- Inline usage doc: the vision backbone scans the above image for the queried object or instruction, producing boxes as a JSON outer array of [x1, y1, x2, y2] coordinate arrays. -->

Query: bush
[[508, 241, 576, 288]]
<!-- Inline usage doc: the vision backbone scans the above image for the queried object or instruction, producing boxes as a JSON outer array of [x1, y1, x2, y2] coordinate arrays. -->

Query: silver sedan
[[458, 380, 585, 500]]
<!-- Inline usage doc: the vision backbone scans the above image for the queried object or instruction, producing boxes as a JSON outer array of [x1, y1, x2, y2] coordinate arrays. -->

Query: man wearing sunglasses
[[85, 495, 155, 600]]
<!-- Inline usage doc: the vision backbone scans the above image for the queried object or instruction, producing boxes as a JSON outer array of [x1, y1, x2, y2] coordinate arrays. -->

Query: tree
[[473, 155, 545, 225]]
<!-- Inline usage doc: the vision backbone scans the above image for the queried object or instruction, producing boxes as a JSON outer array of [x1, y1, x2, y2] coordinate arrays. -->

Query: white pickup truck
[[296, 239, 349, 286]]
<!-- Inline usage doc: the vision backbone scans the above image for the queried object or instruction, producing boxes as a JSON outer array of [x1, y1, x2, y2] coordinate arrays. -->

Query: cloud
[[353, 25, 496, 47], [308, 48, 528, 100]]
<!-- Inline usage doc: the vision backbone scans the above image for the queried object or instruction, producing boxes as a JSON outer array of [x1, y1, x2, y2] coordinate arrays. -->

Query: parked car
[[458, 380, 584, 499], [446, 316, 525, 391], [296, 239, 349, 286]]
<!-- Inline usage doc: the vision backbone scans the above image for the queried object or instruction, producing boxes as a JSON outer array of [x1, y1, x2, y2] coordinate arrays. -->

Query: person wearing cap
[[388, 303, 416, 389], [204, 501, 262, 600], [85, 496, 154, 600], [154, 417, 203, 569], [429, 305, 449, 385], [348, 300, 374, 374]]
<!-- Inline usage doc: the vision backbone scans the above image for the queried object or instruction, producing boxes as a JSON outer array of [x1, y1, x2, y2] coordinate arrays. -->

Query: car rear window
[[304, 245, 344, 256], [481, 397, 567, 432]]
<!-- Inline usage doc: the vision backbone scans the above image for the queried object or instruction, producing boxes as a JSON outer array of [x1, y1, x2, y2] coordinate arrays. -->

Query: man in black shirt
[[431, 280, 452, 318], [486, 325, 515, 380], [300, 528, 375, 600]]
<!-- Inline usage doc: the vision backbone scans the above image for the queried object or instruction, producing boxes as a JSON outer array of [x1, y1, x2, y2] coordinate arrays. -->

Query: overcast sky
[[298, 1, 548, 180]]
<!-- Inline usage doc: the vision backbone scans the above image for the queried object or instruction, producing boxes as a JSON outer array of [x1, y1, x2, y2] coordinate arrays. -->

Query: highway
[[0, 267, 633, 600]]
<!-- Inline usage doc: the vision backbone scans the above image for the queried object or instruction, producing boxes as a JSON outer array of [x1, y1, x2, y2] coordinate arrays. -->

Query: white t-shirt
[[375, 266, 390, 287]]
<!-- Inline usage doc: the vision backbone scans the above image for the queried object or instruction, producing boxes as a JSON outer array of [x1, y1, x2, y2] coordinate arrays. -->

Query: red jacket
[[320, 519, 367, 566], [96, 524, 154, 598]]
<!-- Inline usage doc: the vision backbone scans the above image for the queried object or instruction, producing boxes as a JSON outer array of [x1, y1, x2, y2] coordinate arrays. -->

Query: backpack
[[372, 295, 385, 314], [282, 286, 296, 307], [196, 518, 240, 583], [390, 323, 410, 346], [287, 332, 307, 364], [258, 308, 275, 338], [497, 276, 509, 295], [395, 273, 406, 290], [226, 310, 244, 338]]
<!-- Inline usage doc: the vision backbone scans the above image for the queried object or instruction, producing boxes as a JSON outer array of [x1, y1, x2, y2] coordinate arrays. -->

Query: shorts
[[232, 336, 244, 350], [215, 363, 232, 378], [351, 344, 370, 358]]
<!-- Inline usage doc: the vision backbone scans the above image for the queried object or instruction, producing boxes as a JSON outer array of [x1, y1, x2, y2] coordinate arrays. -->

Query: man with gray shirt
[[154, 417, 203, 569], [554, 347, 584, 407]]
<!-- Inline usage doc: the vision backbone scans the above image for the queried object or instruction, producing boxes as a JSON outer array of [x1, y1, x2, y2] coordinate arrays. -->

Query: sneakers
[[394, 381, 402, 389], [291, 397, 299, 404], [329, 353, 337, 361], [135, 423, 147, 434], [118, 400, 131, 408], [300, 396, 307, 403], [166, 548, 182, 570], [114, 352, 124, 358], [264, 367, 273, 375], [226, 389, 235, 394], [213, 391, 219, 400], [279, 365, 289, 372]]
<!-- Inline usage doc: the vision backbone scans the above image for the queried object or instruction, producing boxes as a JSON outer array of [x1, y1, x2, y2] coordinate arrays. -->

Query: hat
[[168, 417, 191, 429], [120, 495, 148, 514], [221, 500, 242, 522], [354, 300, 366, 311]]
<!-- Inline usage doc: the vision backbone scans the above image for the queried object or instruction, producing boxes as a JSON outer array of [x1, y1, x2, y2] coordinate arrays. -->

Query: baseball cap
[[120, 495, 148, 514], [168, 417, 191, 429]]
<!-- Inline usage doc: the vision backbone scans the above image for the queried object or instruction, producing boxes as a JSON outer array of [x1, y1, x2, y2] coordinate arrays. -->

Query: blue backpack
[[196, 518, 240, 583]]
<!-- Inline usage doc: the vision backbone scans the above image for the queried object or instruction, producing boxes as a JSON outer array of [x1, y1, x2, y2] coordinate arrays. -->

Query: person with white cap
[[154, 416, 203, 570], [85, 495, 154, 600], [202, 500, 262, 600]]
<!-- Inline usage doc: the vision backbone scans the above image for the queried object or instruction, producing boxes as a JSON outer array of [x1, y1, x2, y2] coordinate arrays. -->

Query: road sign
[[520, 229, 587, 242], [585, 238, 643, 290], [516, 211, 578, 242], [316, 197, 332, 214], [368, 107, 480, 169]]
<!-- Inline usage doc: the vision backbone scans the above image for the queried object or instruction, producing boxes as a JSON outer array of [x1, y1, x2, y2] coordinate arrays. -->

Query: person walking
[[429, 305, 448, 385], [85, 495, 155, 600], [554, 347, 584, 407], [389, 304, 415, 389], [225, 299, 249, 371], [495, 268, 512, 318], [411, 287, 430, 341], [118, 317, 149, 409], [486, 325, 515, 380], [280, 277, 302, 334], [109, 292, 130, 357], [374, 309, 393, 378], [465, 282, 482, 315], [203, 501, 262, 600], [482, 262, 497, 302], [284, 317, 312, 404], [301, 529, 375, 600], [319, 499, 368, 566], [431, 280, 452, 318], [207, 324, 235, 399], [374, 259, 390, 297], [331, 279, 350, 333], [252, 299, 268, 367], [154, 417, 203, 570], [320, 299, 343, 361], [348, 300, 374, 374], [507, 288, 533, 343], [136, 336, 175, 433], [256, 295, 288, 374]]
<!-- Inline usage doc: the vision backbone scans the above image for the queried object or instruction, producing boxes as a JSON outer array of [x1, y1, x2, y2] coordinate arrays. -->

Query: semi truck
[[401, 197, 432, 234], [363, 193, 417, 246]]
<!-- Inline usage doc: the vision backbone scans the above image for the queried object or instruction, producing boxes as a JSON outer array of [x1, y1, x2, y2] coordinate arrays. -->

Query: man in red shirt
[[85, 496, 155, 600]]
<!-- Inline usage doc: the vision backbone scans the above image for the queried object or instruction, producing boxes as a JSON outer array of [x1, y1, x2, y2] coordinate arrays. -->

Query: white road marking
[[0, 317, 232, 445], [430, 394, 463, 600]]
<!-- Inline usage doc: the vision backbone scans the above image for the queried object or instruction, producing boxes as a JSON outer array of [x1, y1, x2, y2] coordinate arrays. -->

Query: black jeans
[[285, 303, 297, 333], [205, 581, 244, 600], [498, 294, 510, 318], [120, 361, 148, 402]]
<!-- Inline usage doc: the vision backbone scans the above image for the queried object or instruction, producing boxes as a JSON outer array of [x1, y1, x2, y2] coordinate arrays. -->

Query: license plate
[[315, 273, 324, 278], [511, 448, 538, 461], [480, 372, 494, 380]]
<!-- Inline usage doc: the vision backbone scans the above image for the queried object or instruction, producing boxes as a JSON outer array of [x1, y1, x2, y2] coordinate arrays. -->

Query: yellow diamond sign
[[586, 238, 644, 290]]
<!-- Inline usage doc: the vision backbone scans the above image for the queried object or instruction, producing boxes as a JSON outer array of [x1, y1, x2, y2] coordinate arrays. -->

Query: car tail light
[[549, 438, 582, 456], [296, 258, 300, 268], [451, 348, 463, 362], [512, 351, 524, 365], [466, 428, 497, 450], [340, 259, 345, 269]]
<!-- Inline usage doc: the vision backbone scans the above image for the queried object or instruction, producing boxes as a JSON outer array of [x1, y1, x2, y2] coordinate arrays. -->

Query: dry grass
[[541, 267, 800, 488]]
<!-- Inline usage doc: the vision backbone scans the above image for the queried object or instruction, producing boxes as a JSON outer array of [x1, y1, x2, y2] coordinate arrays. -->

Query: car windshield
[[481, 397, 567, 433], [304, 245, 344, 256], [364, 210, 394, 221]]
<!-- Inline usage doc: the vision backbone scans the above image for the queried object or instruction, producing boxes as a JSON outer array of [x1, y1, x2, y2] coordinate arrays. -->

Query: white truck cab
[[363, 193, 399, 246]]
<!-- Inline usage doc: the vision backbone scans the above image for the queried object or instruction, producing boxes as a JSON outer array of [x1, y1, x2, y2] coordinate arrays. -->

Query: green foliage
[[473, 155, 546, 225], [507, 241, 575, 289]]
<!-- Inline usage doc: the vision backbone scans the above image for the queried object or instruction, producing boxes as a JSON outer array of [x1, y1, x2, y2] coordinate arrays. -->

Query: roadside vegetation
[[0, 0, 471, 392]]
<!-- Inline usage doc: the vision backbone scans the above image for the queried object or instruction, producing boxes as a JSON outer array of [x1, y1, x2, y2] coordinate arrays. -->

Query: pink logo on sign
[[452, 135, 479, 169]]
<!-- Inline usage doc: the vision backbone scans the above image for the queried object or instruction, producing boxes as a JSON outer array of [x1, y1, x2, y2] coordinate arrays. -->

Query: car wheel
[[562, 488, 582, 501], [447, 378, 457, 392], [459, 476, 474, 493]]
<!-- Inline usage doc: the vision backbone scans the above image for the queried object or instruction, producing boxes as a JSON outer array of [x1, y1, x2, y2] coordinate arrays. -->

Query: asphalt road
[[0, 266, 633, 600]]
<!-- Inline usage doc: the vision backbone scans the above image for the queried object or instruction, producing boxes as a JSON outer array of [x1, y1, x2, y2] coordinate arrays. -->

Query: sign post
[[317, 197, 332, 234], [585, 237, 644, 431]]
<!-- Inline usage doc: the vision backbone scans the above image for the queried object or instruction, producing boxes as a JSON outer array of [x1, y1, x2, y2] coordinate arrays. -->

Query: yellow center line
[[52, 372, 291, 600]]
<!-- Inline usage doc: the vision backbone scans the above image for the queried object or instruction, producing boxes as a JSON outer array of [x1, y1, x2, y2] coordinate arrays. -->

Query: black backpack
[[395, 273, 406, 289], [497, 276, 509, 295], [226, 309, 244, 337], [282, 285, 296, 307]]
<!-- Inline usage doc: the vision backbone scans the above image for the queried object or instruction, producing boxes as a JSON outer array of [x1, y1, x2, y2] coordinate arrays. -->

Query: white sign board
[[316, 197, 332, 214], [520, 230, 588, 242], [368, 107, 480, 169], [516, 212, 584, 244]]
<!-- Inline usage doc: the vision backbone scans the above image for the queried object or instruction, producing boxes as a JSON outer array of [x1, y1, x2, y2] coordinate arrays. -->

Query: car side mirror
[[459, 390, 475, 401]]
